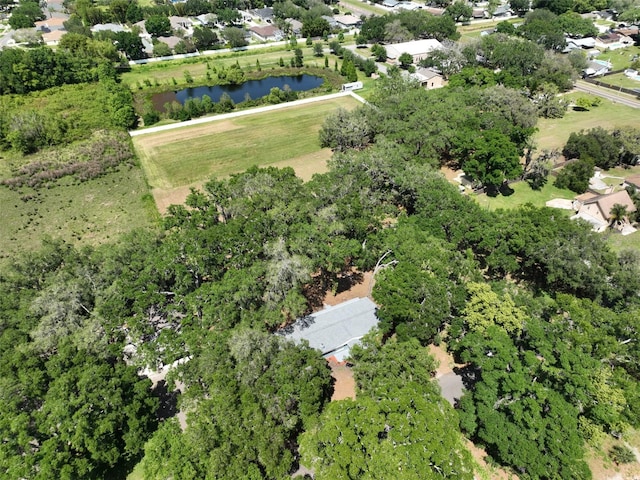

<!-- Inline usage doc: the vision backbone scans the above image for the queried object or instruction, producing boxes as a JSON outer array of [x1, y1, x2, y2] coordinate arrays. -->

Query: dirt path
[[328, 359, 356, 401]]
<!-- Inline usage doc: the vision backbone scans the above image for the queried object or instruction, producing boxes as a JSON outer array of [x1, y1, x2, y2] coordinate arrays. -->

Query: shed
[[278, 298, 379, 362]]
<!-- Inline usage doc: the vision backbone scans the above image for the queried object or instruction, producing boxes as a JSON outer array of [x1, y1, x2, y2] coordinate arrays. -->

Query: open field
[[534, 93, 640, 151], [0, 166, 157, 266], [339, 0, 387, 15], [133, 95, 361, 211]]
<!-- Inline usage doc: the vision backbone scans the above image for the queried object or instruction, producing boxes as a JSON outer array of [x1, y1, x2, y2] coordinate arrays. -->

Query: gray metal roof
[[279, 298, 379, 358]]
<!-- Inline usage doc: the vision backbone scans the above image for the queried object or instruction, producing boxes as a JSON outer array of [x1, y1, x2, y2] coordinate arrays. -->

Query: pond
[[151, 74, 325, 111]]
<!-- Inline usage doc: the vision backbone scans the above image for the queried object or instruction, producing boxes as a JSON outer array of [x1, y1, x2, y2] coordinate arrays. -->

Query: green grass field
[[132, 95, 362, 210], [473, 180, 576, 211], [534, 93, 640, 151], [596, 46, 640, 71], [596, 72, 640, 90], [0, 166, 157, 266], [133, 95, 361, 187]]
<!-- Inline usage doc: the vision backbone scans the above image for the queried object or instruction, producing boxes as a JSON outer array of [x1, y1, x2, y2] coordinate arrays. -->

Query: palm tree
[[609, 203, 629, 229]]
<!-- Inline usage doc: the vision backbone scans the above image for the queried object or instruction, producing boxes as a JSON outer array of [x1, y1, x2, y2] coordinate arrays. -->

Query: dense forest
[[2, 0, 640, 476], [1, 73, 640, 479]]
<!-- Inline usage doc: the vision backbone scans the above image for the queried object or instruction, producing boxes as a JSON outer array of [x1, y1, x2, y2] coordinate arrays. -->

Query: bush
[[609, 444, 636, 465]]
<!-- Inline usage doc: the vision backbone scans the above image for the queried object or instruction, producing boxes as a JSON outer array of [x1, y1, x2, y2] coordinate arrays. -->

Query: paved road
[[575, 80, 640, 109], [130, 91, 365, 136]]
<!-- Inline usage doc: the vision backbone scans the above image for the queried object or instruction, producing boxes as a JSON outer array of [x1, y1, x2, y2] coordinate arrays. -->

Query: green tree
[[461, 130, 523, 189], [445, 1, 473, 22], [313, 41, 324, 57], [371, 44, 387, 62], [398, 52, 413, 69], [193, 27, 218, 50], [554, 158, 594, 194], [145, 15, 172, 37], [222, 27, 248, 48], [609, 203, 629, 229]]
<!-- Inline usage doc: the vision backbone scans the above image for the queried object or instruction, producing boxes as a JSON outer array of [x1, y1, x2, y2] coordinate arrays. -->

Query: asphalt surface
[[575, 80, 640, 109]]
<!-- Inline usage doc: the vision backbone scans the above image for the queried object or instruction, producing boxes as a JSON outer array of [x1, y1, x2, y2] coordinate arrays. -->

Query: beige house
[[572, 190, 636, 232], [411, 68, 445, 89]]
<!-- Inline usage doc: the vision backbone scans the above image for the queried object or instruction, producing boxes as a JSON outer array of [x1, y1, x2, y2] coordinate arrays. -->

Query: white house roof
[[334, 14, 361, 26], [386, 39, 443, 59], [91, 23, 129, 33], [278, 298, 379, 361]]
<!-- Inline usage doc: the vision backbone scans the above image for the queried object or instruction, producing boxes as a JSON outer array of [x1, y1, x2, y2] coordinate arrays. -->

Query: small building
[[321, 15, 339, 29], [572, 190, 637, 232], [249, 25, 283, 41], [424, 7, 445, 16], [411, 67, 445, 89], [334, 14, 362, 29], [472, 8, 487, 19], [278, 298, 379, 362], [341, 81, 363, 91], [397, 2, 423, 11], [382, 0, 400, 8], [385, 38, 443, 64]]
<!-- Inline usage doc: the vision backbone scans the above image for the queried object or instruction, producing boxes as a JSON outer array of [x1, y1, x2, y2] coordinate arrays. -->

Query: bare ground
[[328, 359, 356, 401]]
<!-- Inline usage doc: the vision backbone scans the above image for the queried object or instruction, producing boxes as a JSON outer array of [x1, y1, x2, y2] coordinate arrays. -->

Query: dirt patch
[[328, 359, 356, 401], [322, 271, 374, 307], [151, 182, 205, 214], [587, 436, 640, 480], [440, 165, 463, 182], [466, 439, 519, 480], [270, 149, 331, 182]]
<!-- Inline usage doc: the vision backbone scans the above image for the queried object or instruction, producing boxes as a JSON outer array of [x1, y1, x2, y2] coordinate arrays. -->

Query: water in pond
[[151, 75, 324, 111]]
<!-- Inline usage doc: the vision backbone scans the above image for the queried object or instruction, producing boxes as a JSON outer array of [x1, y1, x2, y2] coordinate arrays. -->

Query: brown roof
[[584, 190, 636, 220], [625, 174, 640, 189], [249, 25, 279, 37]]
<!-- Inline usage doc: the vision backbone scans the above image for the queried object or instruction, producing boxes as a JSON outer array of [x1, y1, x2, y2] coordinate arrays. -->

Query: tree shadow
[[303, 270, 364, 311], [454, 364, 480, 391], [152, 379, 179, 421], [499, 182, 515, 196]]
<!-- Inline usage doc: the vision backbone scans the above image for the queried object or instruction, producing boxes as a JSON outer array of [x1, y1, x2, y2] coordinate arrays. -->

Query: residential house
[[624, 174, 640, 190], [583, 59, 611, 76], [278, 298, 379, 362], [572, 190, 636, 232], [411, 67, 445, 89], [385, 38, 443, 64], [41, 29, 65, 45], [91, 23, 129, 34], [594, 9, 615, 21], [595, 32, 634, 50], [492, 5, 511, 17], [156, 35, 182, 50], [563, 37, 596, 52], [284, 18, 303, 37], [169, 16, 193, 35], [472, 8, 487, 19], [397, 2, 422, 11], [321, 15, 339, 29], [195, 13, 217, 27], [252, 7, 274, 22], [34, 16, 67, 32], [249, 25, 283, 42], [334, 14, 362, 29]]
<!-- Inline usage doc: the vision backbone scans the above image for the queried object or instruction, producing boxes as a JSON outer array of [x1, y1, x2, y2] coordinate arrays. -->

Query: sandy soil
[[328, 359, 356, 401]]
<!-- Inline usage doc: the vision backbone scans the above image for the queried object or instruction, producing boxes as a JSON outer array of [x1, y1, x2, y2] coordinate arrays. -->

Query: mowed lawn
[[134, 95, 360, 187], [535, 94, 640, 151]]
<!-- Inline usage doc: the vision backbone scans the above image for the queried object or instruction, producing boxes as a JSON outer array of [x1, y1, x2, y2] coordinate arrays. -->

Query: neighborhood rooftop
[[278, 297, 378, 361]]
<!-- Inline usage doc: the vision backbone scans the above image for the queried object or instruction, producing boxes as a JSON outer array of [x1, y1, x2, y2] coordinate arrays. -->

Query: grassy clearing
[[473, 180, 576, 211], [596, 72, 640, 90], [596, 46, 640, 71], [133, 95, 361, 190], [339, 0, 387, 15], [0, 166, 157, 265], [534, 93, 640, 151]]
